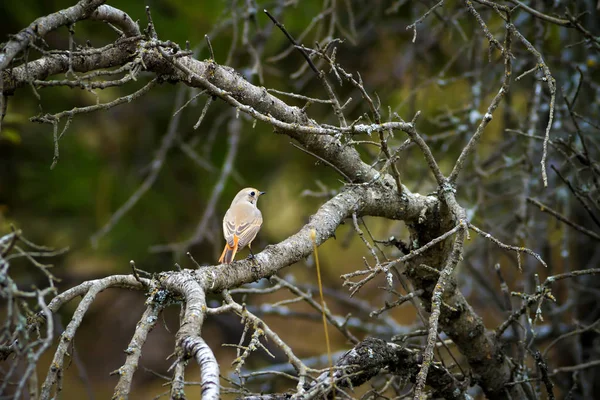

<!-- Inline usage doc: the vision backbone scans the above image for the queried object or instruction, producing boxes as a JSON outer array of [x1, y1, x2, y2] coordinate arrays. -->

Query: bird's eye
[[250, 191, 256, 196]]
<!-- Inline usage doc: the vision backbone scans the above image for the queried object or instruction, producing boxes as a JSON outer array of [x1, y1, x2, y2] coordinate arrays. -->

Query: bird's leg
[[247, 245, 260, 267]]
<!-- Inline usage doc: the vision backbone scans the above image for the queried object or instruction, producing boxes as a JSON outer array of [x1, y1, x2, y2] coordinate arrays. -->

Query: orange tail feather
[[218, 235, 239, 264]]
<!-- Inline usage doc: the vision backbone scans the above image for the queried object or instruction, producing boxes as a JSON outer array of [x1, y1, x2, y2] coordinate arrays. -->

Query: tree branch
[[0, 0, 108, 70]]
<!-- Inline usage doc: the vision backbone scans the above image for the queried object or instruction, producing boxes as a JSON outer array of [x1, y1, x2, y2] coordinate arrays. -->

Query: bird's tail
[[218, 236, 239, 264]]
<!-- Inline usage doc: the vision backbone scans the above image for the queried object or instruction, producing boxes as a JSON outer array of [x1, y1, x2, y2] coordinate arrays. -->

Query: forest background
[[1, 0, 599, 399]]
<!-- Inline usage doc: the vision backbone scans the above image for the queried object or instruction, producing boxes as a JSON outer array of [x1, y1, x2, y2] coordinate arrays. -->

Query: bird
[[219, 187, 265, 264]]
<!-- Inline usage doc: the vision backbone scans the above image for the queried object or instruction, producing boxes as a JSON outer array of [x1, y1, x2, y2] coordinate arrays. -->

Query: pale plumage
[[219, 187, 264, 264]]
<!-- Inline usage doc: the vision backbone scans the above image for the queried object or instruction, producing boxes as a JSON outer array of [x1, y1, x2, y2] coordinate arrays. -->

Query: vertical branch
[[161, 272, 220, 400], [0, 74, 5, 133], [449, 16, 512, 184], [112, 304, 162, 399], [413, 222, 466, 399], [506, 25, 556, 187], [14, 291, 55, 400], [170, 359, 187, 399]]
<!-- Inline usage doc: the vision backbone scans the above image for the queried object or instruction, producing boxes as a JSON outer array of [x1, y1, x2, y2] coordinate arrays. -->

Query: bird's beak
[[259, 191, 266, 195]]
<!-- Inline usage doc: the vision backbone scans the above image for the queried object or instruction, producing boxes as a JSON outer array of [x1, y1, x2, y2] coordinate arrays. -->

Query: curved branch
[[47, 275, 148, 314], [40, 277, 117, 399], [160, 271, 220, 400], [3, 4, 563, 399], [158, 184, 436, 295], [0, 0, 107, 70], [89, 5, 141, 37], [148, 185, 436, 397]]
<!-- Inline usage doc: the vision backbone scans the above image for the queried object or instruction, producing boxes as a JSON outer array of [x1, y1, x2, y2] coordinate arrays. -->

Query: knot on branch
[[308, 337, 466, 399], [309, 337, 410, 392], [179, 336, 204, 360]]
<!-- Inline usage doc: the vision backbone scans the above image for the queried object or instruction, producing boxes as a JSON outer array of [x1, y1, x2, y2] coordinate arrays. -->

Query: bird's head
[[232, 187, 265, 206]]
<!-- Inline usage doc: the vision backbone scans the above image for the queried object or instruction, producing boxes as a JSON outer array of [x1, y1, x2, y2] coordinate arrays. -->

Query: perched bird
[[219, 187, 265, 264]]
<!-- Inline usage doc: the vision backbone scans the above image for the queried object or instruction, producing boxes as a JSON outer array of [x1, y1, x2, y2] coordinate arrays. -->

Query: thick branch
[[3, 42, 411, 185], [89, 5, 140, 37], [160, 271, 219, 400], [405, 190, 526, 399], [2, 39, 139, 95], [308, 338, 466, 399], [0, 0, 107, 70], [157, 184, 436, 295]]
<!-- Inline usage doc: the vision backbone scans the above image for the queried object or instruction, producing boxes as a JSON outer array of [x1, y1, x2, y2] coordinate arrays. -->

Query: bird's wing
[[223, 209, 237, 247], [236, 205, 263, 249], [223, 205, 263, 248], [236, 216, 262, 249]]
